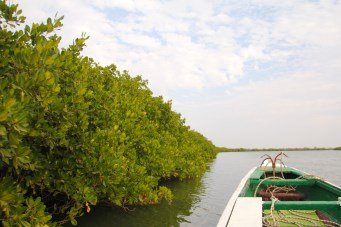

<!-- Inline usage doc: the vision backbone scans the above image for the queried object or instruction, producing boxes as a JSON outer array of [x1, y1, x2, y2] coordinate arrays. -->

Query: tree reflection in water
[[71, 177, 205, 227]]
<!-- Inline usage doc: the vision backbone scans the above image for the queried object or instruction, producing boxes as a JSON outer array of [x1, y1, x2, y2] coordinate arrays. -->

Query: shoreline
[[216, 147, 341, 152]]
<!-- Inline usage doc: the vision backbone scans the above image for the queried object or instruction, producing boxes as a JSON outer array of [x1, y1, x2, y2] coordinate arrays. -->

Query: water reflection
[[73, 171, 207, 227]]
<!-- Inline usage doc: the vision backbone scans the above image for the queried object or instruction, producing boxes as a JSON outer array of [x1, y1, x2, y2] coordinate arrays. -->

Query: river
[[72, 150, 341, 227]]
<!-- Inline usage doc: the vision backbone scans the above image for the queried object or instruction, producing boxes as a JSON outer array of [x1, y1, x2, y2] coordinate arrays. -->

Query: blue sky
[[17, 0, 341, 148]]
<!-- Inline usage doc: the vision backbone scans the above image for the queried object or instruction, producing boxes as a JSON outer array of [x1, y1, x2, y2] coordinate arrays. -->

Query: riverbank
[[216, 147, 341, 152]]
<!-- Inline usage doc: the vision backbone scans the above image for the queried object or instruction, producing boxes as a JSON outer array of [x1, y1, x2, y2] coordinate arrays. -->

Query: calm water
[[74, 150, 341, 227]]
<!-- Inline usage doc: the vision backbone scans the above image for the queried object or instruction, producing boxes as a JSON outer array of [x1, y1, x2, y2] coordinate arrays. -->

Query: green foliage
[[0, 177, 52, 226], [0, 1, 217, 225]]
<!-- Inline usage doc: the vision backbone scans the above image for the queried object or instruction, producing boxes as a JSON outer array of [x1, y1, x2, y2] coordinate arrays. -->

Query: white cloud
[[16, 0, 248, 92], [15, 0, 341, 147], [174, 71, 341, 148]]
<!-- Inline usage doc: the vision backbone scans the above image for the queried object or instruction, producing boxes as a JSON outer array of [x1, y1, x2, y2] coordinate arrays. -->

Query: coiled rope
[[254, 174, 341, 227]]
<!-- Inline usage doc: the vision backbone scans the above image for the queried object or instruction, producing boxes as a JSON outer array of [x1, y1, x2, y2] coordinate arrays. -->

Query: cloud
[[15, 0, 341, 147], [174, 71, 341, 148], [15, 0, 252, 92], [15, 0, 341, 88]]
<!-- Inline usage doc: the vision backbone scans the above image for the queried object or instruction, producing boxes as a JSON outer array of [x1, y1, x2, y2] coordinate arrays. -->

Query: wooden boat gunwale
[[216, 167, 257, 227]]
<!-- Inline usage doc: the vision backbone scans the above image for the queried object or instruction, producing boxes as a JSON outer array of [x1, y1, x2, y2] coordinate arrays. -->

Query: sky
[[15, 0, 341, 148]]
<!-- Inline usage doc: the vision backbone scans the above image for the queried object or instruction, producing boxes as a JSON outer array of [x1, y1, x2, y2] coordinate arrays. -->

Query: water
[[74, 150, 341, 227]]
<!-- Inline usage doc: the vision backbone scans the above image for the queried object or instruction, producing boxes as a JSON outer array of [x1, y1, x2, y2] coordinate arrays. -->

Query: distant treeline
[[217, 147, 341, 152]]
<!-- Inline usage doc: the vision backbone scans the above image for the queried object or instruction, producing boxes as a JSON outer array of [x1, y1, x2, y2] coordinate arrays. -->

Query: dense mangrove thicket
[[0, 2, 217, 226]]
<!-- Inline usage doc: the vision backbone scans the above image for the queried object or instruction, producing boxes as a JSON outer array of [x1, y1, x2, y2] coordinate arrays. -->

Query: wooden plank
[[263, 201, 340, 210], [227, 197, 263, 227], [251, 179, 315, 186], [316, 180, 341, 196]]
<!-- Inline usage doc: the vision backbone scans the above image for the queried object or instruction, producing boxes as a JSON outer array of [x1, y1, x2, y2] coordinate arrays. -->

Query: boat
[[217, 152, 341, 227]]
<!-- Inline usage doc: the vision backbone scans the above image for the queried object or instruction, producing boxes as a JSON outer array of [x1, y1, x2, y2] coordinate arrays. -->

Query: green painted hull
[[240, 167, 341, 225]]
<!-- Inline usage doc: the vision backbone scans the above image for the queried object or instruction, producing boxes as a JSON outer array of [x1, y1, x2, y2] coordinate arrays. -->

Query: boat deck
[[228, 197, 262, 226]]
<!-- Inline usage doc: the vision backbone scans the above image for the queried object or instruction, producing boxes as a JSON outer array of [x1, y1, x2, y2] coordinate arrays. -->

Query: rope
[[255, 171, 341, 227], [253, 176, 284, 197]]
